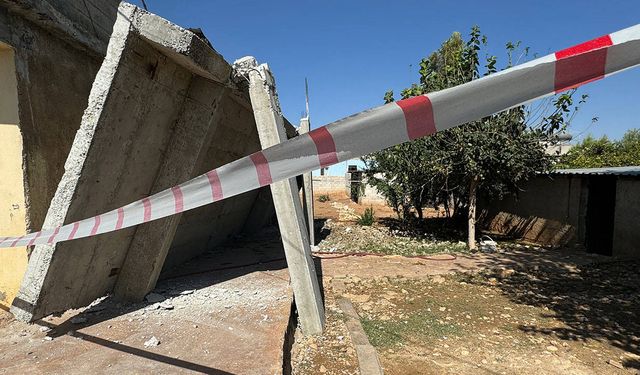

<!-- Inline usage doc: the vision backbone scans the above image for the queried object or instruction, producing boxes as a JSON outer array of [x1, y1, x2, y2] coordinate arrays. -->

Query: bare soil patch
[[293, 198, 640, 374]]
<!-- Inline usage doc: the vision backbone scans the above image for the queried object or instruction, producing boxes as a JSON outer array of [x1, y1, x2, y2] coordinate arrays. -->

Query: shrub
[[357, 207, 376, 226], [318, 194, 331, 202]]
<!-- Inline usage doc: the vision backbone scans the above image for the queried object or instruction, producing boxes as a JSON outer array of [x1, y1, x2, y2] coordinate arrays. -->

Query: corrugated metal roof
[[552, 166, 640, 176]]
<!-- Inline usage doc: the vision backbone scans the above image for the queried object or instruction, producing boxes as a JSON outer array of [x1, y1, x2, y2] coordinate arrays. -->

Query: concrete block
[[11, 3, 280, 321]]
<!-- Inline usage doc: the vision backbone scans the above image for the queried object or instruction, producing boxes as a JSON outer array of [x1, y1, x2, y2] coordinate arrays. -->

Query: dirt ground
[[292, 194, 640, 375], [0, 230, 294, 375]]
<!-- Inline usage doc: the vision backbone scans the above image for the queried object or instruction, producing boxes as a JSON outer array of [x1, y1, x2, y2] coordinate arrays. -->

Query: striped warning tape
[[1, 24, 640, 249]]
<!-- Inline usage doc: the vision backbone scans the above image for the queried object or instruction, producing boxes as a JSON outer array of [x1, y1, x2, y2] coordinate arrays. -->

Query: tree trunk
[[467, 176, 479, 251]]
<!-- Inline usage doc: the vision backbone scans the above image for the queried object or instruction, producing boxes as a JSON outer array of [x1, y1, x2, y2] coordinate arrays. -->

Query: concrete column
[[299, 117, 315, 245], [235, 56, 325, 335]]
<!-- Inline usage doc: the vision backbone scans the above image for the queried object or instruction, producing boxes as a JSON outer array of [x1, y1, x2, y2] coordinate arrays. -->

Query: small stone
[[145, 293, 165, 303], [180, 290, 195, 295], [144, 336, 160, 347], [159, 302, 174, 310], [39, 327, 51, 333], [44, 336, 53, 341], [319, 365, 327, 373], [439, 307, 447, 312], [546, 345, 558, 352], [607, 359, 624, 369]]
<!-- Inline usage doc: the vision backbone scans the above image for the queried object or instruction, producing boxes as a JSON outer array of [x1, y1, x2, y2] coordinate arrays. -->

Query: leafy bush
[[318, 194, 331, 202], [357, 207, 376, 226]]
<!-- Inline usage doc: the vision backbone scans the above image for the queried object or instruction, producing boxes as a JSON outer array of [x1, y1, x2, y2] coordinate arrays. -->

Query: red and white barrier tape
[[2, 24, 640, 249]]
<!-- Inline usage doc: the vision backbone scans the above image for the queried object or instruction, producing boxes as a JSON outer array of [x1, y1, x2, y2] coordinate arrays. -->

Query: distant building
[[544, 132, 573, 155], [480, 166, 640, 257]]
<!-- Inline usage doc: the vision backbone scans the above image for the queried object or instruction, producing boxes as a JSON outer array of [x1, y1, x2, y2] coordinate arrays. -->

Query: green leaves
[[558, 129, 640, 168], [367, 26, 580, 222]]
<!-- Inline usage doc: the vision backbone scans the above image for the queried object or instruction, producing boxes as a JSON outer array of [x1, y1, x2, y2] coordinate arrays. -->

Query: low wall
[[313, 176, 347, 197], [479, 175, 586, 247], [313, 175, 386, 204]]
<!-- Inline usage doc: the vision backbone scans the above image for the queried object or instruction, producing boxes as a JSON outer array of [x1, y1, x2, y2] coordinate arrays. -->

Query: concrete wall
[[312, 175, 386, 204], [313, 176, 348, 197], [612, 177, 640, 257], [13, 4, 286, 321], [479, 175, 587, 247], [163, 92, 271, 272], [0, 0, 119, 310]]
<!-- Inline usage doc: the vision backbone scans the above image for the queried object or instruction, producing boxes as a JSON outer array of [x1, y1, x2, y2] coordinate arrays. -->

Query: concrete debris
[[158, 302, 174, 310], [145, 293, 165, 304], [144, 336, 160, 347], [607, 359, 624, 369]]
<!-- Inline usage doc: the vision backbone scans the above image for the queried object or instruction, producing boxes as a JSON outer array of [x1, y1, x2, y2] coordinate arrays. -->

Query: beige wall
[[0, 43, 28, 310]]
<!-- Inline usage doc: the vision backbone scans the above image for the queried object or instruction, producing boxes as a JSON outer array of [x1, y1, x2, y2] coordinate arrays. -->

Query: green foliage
[[558, 129, 640, 168], [318, 194, 331, 202], [364, 26, 582, 247], [361, 310, 460, 348], [357, 207, 376, 226]]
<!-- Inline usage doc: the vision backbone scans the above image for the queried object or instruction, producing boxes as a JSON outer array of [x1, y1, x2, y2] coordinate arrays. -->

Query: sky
[[131, 0, 640, 175]]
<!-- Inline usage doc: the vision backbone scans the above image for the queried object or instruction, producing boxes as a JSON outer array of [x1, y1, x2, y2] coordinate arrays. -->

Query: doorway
[[585, 175, 616, 255]]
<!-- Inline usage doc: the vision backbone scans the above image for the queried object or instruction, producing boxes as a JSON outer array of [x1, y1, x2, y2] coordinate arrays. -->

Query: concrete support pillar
[[299, 117, 315, 245], [235, 56, 324, 335]]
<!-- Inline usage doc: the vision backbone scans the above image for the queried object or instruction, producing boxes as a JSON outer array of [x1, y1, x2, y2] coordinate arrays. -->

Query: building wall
[[0, 0, 119, 309], [0, 44, 27, 309], [479, 175, 586, 247], [612, 177, 640, 257], [313, 176, 348, 197]]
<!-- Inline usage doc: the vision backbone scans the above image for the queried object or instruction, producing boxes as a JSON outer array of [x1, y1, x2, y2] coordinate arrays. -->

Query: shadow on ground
[[463, 254, 640, 369]]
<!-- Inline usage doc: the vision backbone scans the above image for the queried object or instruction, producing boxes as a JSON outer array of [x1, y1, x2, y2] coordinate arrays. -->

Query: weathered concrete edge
[[123, 2, 231, 84], [0, 0, 113, 57], [337, 298, 385, 375]]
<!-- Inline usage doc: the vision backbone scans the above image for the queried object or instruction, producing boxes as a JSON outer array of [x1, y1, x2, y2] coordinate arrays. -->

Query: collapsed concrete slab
[[0, 0, 120, 310], [12, 3, 289, 321]]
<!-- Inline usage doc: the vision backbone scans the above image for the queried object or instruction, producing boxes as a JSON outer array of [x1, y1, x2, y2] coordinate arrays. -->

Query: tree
[[364, 27, 579, 250], [558, 129, 640, 168]]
